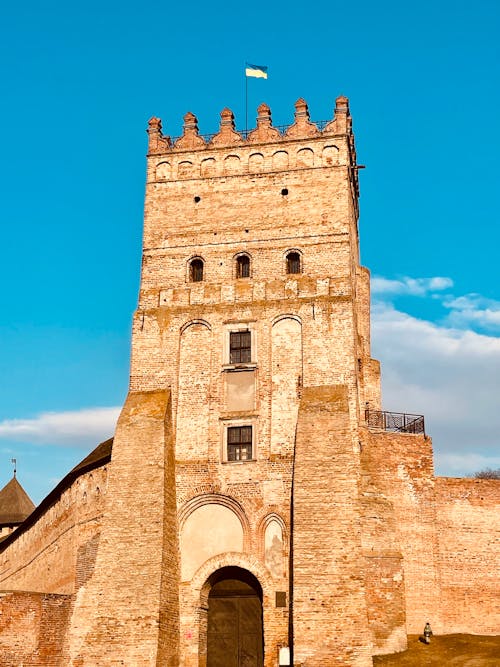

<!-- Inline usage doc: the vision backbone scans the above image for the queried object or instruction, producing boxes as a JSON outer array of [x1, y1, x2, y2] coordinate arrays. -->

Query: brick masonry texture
[[434, 478, 500, 634], [0, 96, 498, 666], [0, 591, 72, 666]]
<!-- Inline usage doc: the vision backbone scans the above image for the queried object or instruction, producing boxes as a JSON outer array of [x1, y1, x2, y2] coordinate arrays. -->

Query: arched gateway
[[206, 567, 264, 667]]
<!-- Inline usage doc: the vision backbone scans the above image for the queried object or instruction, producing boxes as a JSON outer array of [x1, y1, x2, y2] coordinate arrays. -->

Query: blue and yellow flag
[[245, 63, 268, 79]]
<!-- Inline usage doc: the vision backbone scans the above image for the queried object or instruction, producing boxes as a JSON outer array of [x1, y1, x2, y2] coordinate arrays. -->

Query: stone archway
[[206, 566, 263, 667]]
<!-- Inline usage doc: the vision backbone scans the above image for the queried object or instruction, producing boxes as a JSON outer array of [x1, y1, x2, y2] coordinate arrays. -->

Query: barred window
[[236, 254, 251, 278], [189, 258, 204, 282], [286, 251, 301, 274], [227, 426, 253, 461], [230, 330, 251, 364]]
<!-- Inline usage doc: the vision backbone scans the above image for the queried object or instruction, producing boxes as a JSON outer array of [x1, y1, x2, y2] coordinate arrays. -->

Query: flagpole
[[245, 66, 248, 135]]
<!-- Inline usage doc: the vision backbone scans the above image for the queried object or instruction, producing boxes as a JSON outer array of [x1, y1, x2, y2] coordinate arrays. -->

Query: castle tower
[[68, 97, 388, 666], [0, 473, 35, 539]]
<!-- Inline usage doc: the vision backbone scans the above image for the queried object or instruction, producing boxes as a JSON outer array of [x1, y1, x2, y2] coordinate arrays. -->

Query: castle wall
[[435, 477, 500, 634], [67, 390, 180, 666], [0, 591, 72, 667], [0, 465, 108, 595], [292, 386, 373, 666], [359, 473, 406, 655], [360, 429, 441, 634]]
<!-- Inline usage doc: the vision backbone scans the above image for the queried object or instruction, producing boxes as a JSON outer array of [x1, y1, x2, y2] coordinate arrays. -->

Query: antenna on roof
[[11, 458, 16, 478]]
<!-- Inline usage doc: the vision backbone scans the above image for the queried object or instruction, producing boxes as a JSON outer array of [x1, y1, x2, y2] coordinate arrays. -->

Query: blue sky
[[1, 0, 499, 503]]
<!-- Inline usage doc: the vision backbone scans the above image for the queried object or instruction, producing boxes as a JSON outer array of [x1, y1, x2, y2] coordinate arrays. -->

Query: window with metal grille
[[227, 425, 252, 461], [236, 254, 250, 278], [189, 258, 204, 282], [286, 251, 301, 274], [229, 330, 251, 364]]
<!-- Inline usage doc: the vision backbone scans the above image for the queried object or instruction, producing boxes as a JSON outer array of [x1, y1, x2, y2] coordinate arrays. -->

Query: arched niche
[[178, 160, 194, 178], [180, 504, 244, 581], [272, 151, 289, 170], [176, 322, 211, 461], [224, 154, 241, 174], [201, 157, 216, 177], [156, 161, 172, 180], [264, 519, 284, 578], [296, 147, 314, 168], [248, 152, 264, 172], [322, 145, 339, 166], [270, 316, 302, 454]]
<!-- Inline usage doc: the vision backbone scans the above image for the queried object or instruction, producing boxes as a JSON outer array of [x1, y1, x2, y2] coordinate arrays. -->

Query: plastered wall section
[[0, 465, 108, 595], [435, 477, 500, 634]]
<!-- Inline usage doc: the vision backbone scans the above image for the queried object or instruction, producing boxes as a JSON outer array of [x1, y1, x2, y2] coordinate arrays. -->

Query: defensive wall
[[0, 431, 497, 665], [434, 477, 500, 634], [0, 441, 111, 665]]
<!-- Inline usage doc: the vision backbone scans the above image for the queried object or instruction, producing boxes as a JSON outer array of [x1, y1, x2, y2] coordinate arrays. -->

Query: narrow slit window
[[230, 330, 251, 364], [286, 251, 301, 274], [236, 254, 250, 278], [190, 258, 204, 282], [227, 425, 253, 461]]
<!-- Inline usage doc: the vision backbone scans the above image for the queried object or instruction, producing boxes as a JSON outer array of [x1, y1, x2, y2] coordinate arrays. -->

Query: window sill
[[222, 363, 257, 372], [219, 410, 259, 419], [222, 459, 257, 465]]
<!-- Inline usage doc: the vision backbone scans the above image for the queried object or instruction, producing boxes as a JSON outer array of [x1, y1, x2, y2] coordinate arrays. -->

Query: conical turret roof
[[0, 476, 35, 525]]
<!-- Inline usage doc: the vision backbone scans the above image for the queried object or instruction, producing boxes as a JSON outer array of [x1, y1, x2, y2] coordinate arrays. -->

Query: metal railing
[[365, 410, 425, 435], [170, 119, 332, 145]]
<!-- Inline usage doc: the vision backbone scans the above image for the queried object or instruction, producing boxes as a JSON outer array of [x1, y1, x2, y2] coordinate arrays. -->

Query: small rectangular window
[[227, 425, 252, 461], [286, 252, 301, 274], [230, 330, 251, 364], [236, 255, 250, 278]]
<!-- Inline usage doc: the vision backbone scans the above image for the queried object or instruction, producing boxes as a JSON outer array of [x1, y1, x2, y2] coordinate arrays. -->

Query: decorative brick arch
[[282, 247, 303, 275], [256, 512, 288, 580], [256, 510, 288, 548], [271, 313, 302, 327], [183, 553, 276, 667], [193, 552, 274, 606], [179, 318, 212, 335], [178, 492, 250, 541]]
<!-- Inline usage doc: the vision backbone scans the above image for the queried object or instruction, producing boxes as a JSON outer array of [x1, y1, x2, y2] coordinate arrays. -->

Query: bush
[[472, 468, 500, 480]]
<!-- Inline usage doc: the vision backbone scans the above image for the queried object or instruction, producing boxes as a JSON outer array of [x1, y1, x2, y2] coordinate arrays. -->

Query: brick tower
[[67, 97, 395, 666]]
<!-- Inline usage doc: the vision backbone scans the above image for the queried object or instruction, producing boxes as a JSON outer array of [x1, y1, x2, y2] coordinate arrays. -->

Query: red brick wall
[[67, 390, 180, 665], [435, 477, 500, 634], [0, 466, 107, 594], [360, 485, 406, 654], [292, 386, 373, 666], [361, 429, 441, 634], [0, 591, 72, 666]]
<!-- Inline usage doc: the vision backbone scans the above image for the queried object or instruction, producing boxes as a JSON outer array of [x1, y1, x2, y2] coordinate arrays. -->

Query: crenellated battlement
[[147, 96, 353, 155], [146, 96, 359, 198]]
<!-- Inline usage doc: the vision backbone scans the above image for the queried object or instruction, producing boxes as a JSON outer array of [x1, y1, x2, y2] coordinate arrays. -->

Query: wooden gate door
[[207, 576, 263, 667]]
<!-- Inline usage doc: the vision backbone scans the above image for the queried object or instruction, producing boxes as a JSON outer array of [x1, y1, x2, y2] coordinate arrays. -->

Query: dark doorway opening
[[207, 566, 264, 667]]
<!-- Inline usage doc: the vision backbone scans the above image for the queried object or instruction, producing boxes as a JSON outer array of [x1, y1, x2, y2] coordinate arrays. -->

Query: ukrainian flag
[[245, 63, 268, 79]]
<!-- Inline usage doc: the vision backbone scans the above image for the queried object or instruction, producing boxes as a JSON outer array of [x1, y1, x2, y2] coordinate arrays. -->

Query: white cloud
[[371, 273, 500, 333], [371, 301, 500, 477], [371, 275, 453, 297], [436, 452, 500, 477], [0, 407, 120, 447], [442, 293, 500, 330]]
